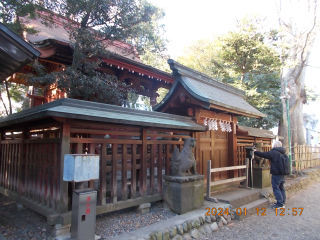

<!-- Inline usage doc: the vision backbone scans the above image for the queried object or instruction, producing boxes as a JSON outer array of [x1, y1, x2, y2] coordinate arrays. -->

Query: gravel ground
[[0, 195, 176, 240], [1, 180, 320, 240], [200, 181, 320, 240], [95, 202, 177, 239]]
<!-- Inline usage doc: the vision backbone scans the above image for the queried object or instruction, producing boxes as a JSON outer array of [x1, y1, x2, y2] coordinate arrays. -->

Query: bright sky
[[149, 0, 278, 59]]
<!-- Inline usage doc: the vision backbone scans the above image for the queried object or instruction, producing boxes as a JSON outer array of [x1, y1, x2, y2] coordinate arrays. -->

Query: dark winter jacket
[[254, 147, 286, 175]]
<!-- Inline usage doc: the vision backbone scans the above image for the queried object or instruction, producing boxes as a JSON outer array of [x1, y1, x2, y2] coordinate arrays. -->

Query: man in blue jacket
[[254, 140, 286, 209]]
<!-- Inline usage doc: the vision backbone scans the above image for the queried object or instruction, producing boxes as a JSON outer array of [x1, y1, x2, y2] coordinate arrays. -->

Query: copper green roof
[[0, 98, 206, 131]]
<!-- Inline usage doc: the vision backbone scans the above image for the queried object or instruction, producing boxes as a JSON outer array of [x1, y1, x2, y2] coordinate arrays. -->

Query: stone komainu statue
[[253, 142, 267, 167], [170, 137, 198, 176]]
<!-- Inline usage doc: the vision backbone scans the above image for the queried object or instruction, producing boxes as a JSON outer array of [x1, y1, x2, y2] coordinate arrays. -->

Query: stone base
[[253, 167, 271, 189], [51, 224, 71, 237], [163, 175, 204, 214], [137, 203, 151, 214]]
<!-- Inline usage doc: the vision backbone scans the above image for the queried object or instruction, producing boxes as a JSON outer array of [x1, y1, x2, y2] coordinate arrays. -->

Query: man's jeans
[[272, 175, 286, 206]]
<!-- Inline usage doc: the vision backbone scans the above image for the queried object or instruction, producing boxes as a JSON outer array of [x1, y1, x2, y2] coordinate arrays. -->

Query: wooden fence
[[0, 126, 61, 216], [69, 121, 191, 214], [0, 121, 194, 219], [293, 144, 320, 171]]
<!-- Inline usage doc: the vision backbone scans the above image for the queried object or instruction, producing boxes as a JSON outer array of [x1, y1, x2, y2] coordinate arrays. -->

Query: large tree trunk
[[280, 57, 307, 149], [290, 63, 307, 146]]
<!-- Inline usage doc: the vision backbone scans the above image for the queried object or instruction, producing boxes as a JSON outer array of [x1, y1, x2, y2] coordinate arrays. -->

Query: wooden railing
[[206, 159, 248, 198]]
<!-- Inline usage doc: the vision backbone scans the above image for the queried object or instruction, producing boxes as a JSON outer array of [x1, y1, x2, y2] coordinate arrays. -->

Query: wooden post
[[150, 144, 155, 195], [121, 144, 128, 200], [111, 143, 118, 203], [206, 160, 211, 198], [99, 143, 107, 205], [140, 128, 147, 197], [131, 144, 137, 198], [58, 120, 70, 213], [157, 144, 163, 194], [228, 117, 237, 178], [244, 158, 249, 188]]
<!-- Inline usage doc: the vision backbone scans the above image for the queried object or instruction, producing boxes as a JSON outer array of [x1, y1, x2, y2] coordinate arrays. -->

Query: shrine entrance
[[200, 129, 228, 183]]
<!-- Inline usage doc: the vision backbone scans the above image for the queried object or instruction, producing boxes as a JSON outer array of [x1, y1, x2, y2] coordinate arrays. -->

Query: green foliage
[[0, 81, 28, 116], [178, 39, 220, 79], [237, 73, 282, 129], [0, 0, 43, 34], [140, 50, 171, 73], [178, 15, 283, 129], [156, 87, 169, 103], [305, 85, 320, 103]]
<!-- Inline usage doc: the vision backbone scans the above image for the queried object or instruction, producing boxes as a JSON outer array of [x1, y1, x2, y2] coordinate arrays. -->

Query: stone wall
[[148, 205, 233, 240]]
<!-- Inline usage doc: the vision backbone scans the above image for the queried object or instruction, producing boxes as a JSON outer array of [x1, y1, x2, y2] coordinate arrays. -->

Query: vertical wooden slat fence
[[0, 128, 61, 212], [293, 144, 320, 171], [236, 136, 272, 176], [68, 122, 191, 215]]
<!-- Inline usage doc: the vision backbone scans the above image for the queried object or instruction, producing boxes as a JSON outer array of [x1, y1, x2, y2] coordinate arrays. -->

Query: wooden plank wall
[[0, 127, 61, 211]]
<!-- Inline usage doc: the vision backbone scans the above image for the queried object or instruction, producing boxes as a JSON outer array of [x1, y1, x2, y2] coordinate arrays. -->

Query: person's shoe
[[272, 204, 285, 210]]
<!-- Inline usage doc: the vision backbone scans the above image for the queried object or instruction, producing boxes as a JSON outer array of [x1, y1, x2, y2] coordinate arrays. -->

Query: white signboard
[[63, 154, 99, 182]]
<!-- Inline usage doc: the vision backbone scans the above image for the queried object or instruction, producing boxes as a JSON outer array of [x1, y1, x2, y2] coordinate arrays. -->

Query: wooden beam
[[58, 120, 70, 213], [210, 165, 247, 173], [210, 176, 246, 186]]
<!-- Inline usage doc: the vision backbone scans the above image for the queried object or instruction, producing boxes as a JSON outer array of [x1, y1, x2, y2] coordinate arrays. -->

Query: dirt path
[[200, 181, 320, 240]]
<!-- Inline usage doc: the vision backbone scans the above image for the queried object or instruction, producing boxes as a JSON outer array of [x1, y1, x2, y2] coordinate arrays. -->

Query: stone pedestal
[[253, 167, 271, 188], [163, 175, 204, 214]]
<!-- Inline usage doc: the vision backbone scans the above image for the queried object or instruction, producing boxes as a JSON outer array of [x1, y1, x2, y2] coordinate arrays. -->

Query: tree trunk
[[4, 80, 12, 114], [0, 93, 9, 115], [277, 119, 284, 140]]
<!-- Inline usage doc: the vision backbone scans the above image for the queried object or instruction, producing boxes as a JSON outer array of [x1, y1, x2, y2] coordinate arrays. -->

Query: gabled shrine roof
[[154, 60, 266, 118], [0, 98, 206, 131], [20, 12, 141, 61], [237, 125, 276, 139], [0, 23, 40, 82]]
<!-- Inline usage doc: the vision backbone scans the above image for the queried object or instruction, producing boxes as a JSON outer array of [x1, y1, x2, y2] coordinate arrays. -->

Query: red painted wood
[[52, 141, 58, 210], [131, 144, 137, 199], [157, 144, 163, 194], [121, 144, 128, 200], [150, 144, 155, 195], [100, 143, 107, 205], [141, 129, 147, 197], [111, 143, 118, 203], [165, 144, 170, 175]]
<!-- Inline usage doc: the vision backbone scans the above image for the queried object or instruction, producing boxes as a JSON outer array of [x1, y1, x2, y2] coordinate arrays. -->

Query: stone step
[[233, 198, 269, 220], [212, 188, 261, 208]]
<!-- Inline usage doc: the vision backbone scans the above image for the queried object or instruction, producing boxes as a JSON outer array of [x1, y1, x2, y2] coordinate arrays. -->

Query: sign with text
[[63, 154, 99, 182]]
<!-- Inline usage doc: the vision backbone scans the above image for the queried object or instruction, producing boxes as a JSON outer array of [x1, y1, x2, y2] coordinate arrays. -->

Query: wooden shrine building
[[153, 60, 266, 190], [0, 98, 206, 224]]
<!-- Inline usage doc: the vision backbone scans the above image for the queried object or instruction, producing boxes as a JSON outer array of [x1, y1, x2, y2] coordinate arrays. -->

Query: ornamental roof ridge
[[167, 59, 245, 97]]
